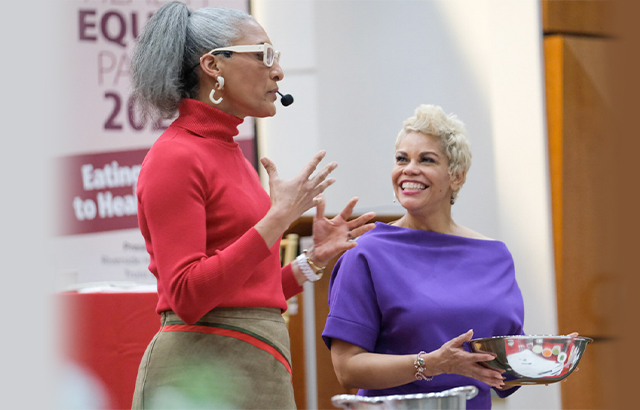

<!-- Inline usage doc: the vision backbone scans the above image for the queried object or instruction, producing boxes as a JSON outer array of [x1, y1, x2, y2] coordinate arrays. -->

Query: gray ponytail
[[131, 1, 254, 119]]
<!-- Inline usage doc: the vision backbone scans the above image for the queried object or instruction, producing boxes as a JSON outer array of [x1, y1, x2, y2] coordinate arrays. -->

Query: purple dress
[[322, 222, 525, 409]]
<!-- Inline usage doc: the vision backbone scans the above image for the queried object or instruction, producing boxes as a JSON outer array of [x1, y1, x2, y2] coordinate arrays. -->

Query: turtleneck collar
[[172, 98, 244, 143]]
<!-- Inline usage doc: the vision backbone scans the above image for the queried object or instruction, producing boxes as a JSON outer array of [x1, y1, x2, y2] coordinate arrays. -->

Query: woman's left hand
[[307, 195, 376, 267]]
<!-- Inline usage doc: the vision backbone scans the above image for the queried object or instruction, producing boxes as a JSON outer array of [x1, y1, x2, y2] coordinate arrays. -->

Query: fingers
[[299, 151, 328, 180], [312, 176, 336, 198], [448, 329, 497, 362], [466, 345, 497, 364], [315, 161, 339, 181], [290, 152, 338, 202], [449, 329, 474, 347], [338, 197, 359, 221], [310, 163, 338, 195], [348, 222, 377, 240], [475, 352, 498, 363], [305, 156, 337, 197], [260, 157, 278, 179], [346, 211, 376, 230], [342, 239, 359, 252], [304, 152, 337, 192], [567, 332, 579, 337], [478, 368, 506, 388], [463, 362, 504, 388], [314, 194, 326, 219]]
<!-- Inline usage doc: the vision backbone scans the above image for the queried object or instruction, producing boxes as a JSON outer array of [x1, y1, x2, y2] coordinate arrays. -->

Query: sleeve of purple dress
[[322, 248, 380, 351]]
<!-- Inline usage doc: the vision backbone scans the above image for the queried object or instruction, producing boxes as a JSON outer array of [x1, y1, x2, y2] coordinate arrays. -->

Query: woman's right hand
[[255, 151, 337, 247], [261, 151, 337, 226], [432, 330, 506, 388]]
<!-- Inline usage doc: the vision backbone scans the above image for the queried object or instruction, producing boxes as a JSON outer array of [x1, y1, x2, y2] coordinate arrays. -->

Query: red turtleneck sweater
[[137, 99, 303, 324]]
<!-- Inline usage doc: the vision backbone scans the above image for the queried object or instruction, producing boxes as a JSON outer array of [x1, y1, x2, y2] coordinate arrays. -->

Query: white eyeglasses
[[208, 43, 281, 67]]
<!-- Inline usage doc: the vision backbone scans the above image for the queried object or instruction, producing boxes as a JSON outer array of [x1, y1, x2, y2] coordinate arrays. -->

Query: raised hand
[[432, 330, 505, 388], [260, 151, 337, 229], [308, 195, 376, 267]]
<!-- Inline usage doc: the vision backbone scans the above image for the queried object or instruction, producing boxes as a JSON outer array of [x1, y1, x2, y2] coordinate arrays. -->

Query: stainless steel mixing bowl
[[331, 386, 478, 409], [468, 335, 593, 386]]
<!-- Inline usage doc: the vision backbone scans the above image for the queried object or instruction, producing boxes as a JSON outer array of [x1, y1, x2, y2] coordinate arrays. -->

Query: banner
[[54, 0, 253, 288]]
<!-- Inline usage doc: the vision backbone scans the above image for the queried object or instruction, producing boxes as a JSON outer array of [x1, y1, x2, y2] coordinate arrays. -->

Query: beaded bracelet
[[414, 351, 433, 381]]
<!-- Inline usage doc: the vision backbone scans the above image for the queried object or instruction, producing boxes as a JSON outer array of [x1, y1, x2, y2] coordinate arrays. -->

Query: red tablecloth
[[59, 292, 160, 409]]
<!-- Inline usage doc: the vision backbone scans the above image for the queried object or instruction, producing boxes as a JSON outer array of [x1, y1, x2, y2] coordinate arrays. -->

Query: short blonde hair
[[395, 104, 472, 202]]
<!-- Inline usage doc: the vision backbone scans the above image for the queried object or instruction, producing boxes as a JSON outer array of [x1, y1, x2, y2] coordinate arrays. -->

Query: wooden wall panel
[[542, 0, 615, 36], [611, 2, 640, 407], [314, 256, 355, 410], [545, 36, 565, 304], [544, 35, 621, 409]]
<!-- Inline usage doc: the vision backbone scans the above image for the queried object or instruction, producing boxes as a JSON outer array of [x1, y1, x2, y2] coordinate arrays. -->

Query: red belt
[[162, 322, 292, 379]]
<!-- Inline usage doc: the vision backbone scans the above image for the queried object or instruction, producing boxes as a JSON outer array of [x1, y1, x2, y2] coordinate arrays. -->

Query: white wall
[[3, 1, 60, 408], [255, 0, 560, 408]]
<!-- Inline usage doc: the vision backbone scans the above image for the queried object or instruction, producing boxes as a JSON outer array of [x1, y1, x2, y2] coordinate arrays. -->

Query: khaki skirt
[[131, 307, 295, 410]]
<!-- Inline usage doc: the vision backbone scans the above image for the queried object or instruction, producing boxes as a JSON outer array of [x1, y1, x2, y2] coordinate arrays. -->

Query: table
[[59, 291, 160, 409]]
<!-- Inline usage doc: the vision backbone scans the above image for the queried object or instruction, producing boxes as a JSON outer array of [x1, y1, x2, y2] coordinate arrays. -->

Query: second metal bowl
[[331, 386, 478, 409]]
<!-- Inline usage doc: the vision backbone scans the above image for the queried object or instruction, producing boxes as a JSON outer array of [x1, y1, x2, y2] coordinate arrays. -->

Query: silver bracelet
[[295, 253, 322, 282]]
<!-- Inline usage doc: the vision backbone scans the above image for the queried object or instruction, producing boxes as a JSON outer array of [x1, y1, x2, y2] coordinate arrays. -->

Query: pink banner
[[57, 149, 148, 236]]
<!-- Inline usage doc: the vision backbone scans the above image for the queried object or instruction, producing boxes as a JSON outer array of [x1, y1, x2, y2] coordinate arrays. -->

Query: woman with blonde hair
[[322, 104, 524, 409]]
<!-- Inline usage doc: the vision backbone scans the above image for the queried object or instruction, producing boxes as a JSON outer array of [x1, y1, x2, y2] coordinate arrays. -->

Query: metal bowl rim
[[469, 335, 593, 343], [331, 385, 479, 405]]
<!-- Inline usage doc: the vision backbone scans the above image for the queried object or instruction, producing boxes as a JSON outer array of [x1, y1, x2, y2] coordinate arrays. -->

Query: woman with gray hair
[[130, 2, 375, 409], [322, 104, 525, 409]]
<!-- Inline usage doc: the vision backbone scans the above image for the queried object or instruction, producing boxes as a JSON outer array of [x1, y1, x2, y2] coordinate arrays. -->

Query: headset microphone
[[276, 91, 294, 107]]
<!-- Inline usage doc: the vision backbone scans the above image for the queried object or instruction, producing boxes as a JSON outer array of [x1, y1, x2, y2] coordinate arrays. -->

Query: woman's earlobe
[[451, 172, 466, 191]]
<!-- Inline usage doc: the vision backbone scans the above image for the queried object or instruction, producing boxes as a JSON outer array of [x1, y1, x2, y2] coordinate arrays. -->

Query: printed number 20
[[104, 92, 167, 132]]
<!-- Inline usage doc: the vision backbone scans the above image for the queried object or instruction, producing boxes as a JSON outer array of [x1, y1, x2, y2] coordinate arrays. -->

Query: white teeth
[[401, 182, 427, 190]]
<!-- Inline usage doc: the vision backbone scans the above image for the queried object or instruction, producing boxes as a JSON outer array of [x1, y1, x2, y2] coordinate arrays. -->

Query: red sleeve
[[139, 141, 272, 324], [282, 263, 303, 300]]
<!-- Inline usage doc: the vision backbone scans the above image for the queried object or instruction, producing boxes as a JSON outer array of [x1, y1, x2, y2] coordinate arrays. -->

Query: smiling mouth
[[401, 182, 427, 191]]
